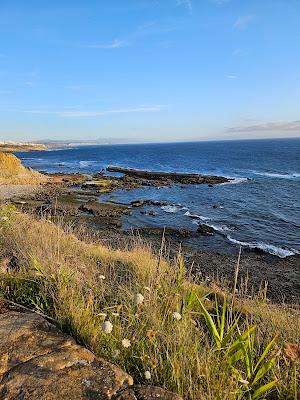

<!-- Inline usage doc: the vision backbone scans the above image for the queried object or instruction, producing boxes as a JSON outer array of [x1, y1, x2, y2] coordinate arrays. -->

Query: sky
[[0, 0, 300, 143]]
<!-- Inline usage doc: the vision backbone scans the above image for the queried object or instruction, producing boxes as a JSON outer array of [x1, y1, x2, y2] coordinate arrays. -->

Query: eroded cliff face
[[0, 153, 47, 185]]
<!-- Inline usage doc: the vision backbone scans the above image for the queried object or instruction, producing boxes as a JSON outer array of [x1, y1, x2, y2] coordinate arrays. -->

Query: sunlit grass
[[0, 205, 299, 399]]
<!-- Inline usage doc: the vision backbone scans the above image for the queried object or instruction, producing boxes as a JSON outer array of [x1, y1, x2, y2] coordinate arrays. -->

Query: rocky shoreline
[[2, 166, 299, 304]]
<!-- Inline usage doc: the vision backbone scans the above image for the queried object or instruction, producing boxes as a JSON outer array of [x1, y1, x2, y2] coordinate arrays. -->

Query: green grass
[[0, 204, 299, 399]]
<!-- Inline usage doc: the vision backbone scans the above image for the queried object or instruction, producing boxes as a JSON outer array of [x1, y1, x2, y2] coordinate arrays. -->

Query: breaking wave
[[226, 235, 298, 258]]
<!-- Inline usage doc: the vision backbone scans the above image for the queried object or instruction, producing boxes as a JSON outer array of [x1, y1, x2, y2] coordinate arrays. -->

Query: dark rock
[[107, 166, 229, 185], [133, 385, 182, 400], [197, 224, 215, 236], [131, 200, 146, 207]]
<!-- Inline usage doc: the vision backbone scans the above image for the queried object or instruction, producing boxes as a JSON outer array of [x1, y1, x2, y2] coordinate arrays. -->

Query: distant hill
[[0, 153, 47, 185], [0, 143, 47, 152]]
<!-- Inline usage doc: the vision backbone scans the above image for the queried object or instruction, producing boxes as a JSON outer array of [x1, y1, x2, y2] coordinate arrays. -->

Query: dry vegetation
[[0, 204, 299, 399], [0, 153, 47, 185]]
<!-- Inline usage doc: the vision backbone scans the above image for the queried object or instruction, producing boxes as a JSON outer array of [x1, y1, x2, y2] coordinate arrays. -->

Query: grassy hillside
[[0, 153, 47, 185], [0, 205, 299, 399]]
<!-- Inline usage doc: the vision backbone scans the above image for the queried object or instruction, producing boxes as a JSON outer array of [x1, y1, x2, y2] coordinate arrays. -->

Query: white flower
[[111, 349, 120, 358], [122, 338, 131, 348], [172, 312, 182, 321], [144, 286, 151, 292], [134, 293, 144, 305], [99, 275, 105, 280], [102, 320, 113, 334], [144, 371, 151, 380]]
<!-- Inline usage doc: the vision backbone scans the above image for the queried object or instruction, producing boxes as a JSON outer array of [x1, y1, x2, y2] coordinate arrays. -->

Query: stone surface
[[113, 386, 183, 400], [0, 311, 132, 399], [0, 311, 183, 400]]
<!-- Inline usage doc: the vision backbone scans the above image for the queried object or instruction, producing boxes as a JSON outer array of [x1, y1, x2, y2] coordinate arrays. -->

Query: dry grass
[[0, 205, 299, 399], [0, 152, 47, 185]]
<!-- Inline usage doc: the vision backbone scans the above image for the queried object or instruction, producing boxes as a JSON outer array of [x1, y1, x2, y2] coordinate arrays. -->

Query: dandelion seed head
[[122, 338, 131, 348], [134, 293, 144, 305], [144, 371, 151, 380], [102, 320, 113, 334], [172, 312, 182, 321]]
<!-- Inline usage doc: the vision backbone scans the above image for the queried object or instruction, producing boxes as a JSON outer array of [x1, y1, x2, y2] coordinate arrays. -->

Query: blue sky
[[1, 0, 300, 142]]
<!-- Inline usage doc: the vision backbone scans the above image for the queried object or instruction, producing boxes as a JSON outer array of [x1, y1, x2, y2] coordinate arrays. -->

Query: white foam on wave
[[254, 171, 300, 180], [161, 205, 181, 213], [21, 157, 44, 161], [208, 223, 231, 232], [79, 160, 98, 168], [184, 211, 210, 221], [226, 235, 298, 258], [219, 177, 249, 185]]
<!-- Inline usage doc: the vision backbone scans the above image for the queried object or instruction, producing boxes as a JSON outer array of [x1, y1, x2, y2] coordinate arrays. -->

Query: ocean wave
[[208, 223, 231, 232], [226, 235, 298, 258], [21, 157, 44, 161], [184, 211, 210, 221], [253, 171, 300, 179], [161, 205, 181, 213], [219, 177, 249, 185], [79, 160, 98, 168]]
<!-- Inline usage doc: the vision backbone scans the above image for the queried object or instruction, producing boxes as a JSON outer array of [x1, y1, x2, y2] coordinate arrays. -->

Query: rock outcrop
[[0, 153, 47, 185], [0, 311, 182, 400], [107, 166, 229, 185]]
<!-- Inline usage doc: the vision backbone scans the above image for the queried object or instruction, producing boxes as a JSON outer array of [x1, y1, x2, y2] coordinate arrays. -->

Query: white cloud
[[234, 15, 254, 31], [85, 39, 127, 49], [176, 0, 192, 13], [227, 120, 300, 133], [23, 105, 164, 117]]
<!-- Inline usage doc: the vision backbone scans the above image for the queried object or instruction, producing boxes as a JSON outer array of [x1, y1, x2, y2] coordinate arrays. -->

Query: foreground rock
[[0, 311, 181, 400], [0, 153, 47, 185]]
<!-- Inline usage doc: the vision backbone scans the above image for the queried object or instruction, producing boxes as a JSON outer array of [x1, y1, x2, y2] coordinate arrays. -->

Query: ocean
[[16, 138, 300, 258]]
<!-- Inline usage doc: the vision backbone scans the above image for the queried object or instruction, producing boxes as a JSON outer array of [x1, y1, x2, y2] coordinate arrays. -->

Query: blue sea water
[[16, 138, 300, 258]]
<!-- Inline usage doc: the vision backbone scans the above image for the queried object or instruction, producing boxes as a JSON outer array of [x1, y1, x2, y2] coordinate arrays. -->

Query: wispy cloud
[[226, 74, 238, 80], [84, 39, 127, 49], [0, 90, 13, 94], [234, 15, 254, 31], [65, 84, 98, 91], [211, 0, 231, 5], [23, 105, 164, 117], [226, 120, 300, 133], [176, 0, 192, 13]]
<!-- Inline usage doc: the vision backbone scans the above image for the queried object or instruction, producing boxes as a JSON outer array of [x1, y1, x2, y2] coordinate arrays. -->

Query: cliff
[[0, 153, 47, 185]]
